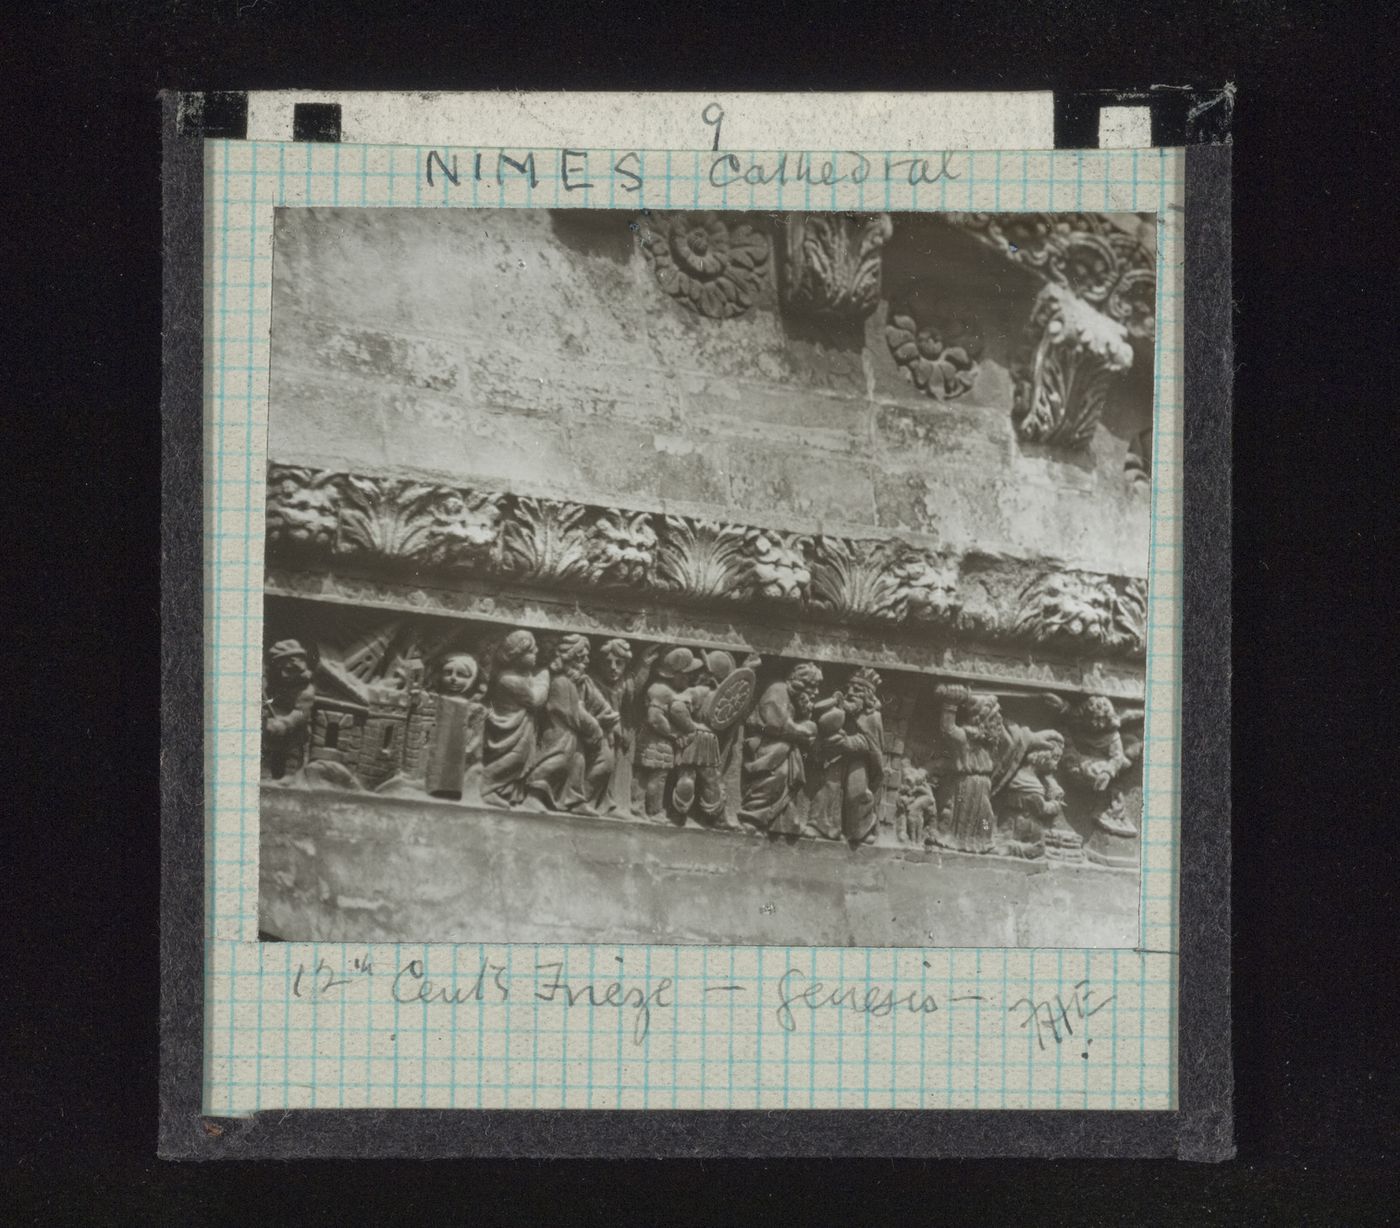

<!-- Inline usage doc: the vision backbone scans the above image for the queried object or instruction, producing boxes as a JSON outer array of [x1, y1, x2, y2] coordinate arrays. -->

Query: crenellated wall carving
[[260, 602, 1143, 866], [267, 464, 1150, 659]]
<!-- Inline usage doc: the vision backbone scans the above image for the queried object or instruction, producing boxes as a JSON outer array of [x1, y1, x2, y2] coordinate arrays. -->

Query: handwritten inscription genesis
[[292, 954, 1114, 1053]]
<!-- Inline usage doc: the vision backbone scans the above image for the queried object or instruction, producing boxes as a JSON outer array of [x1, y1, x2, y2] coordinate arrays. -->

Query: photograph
[[257, 203, 1159, 949]]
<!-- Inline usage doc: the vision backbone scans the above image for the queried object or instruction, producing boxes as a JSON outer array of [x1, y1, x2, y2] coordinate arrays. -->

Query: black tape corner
[[1055, 86, 1234, 149], [293, 102, 343, 143], [177, 91, 249, 140]]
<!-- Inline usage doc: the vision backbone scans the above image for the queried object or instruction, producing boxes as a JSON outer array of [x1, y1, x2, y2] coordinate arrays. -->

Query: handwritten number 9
[[702, 102, 724, 152]]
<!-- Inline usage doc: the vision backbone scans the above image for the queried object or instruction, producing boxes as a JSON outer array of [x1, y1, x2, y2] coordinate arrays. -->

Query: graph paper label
[[203, 135, 1183, 1115]]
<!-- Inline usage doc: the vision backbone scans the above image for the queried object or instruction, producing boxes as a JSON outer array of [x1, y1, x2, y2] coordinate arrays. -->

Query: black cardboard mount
[[158, 92, 1233, 1160]]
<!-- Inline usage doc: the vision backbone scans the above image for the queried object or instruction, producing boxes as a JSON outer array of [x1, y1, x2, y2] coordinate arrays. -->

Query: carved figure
[[806, 667, 886, 844], [262, 639, 316, 780], [634, 647, 705, 820], [894, 767, 937, 847], [993, 729, 1067, 859], [582, 638, 655, 815], [927, 684, 1004, 853], [670, 663, 727, 827], [640, 211, 770, 319], [522, 635, 616, 815], [1049, 694, 1144, 866], [739, 662, 823, 836], [479, 630, 549, 808], [423, 651, 486, 801]]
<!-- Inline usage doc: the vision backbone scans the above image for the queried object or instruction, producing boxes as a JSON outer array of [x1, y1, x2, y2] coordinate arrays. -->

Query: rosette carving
[[639, 211, 770, 319], [884, 305, 984, 401]]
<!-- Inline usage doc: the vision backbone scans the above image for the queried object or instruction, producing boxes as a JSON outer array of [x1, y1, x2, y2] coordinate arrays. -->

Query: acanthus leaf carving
[[781, 212, 892, 320], [264, 464, 1147, 660], [654, 515, 750, 602], [1011, 284, 1133, 449], [1011, 569, 1117, 650], [809, 539, 961, 627], [338, 476, 501, 571], [638, 211, 771, 319]]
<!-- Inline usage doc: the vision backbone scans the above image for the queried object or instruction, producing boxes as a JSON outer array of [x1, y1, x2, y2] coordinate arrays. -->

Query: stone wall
[[269, 207, 1154, 575], [260, 787, 1140, 949]]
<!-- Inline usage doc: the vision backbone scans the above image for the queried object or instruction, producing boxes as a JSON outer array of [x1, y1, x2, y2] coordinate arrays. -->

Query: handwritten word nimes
[[423, 149, 961, 195], [292, 956, 1111, 1055]]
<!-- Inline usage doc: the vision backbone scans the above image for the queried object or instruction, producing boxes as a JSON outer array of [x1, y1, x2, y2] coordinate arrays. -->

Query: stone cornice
[[267, 462, 1149, 662], [942, 212, 1157, 341]]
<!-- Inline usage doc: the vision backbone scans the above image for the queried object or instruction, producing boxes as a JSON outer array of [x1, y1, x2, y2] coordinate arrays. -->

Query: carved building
[[259, 206, 1157, 949]]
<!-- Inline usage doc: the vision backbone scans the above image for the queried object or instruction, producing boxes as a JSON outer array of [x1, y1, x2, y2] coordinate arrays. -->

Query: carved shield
[[702, 667, 756, 733]]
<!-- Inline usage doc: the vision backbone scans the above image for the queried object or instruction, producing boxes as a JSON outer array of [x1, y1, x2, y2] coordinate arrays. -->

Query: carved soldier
[[525, 634, 614, 815], [634, 647, 705, 820], [739, 661, 823, 837], [669, 649, 752, 827], [480, 630, 549, 809], [927, 684, 1002, 853], [806, 667, 886, 844], [262, 639, 315, 781]]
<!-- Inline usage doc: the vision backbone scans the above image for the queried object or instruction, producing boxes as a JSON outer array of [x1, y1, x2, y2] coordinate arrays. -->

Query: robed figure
[[480, 630, 549, 808], [525, 634, 615, 815], [806, 667, 886, 844], [739, 662, 823, 836]]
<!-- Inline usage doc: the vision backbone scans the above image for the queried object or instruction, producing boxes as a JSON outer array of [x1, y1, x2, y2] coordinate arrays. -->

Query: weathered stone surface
[[260, 786, 1139, 948], [269, 207, 1155, 575]]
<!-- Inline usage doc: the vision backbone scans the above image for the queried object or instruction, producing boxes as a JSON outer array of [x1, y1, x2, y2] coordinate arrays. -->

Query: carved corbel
[[1011, 284, 1134, 449], [780, 212, 892, 320]]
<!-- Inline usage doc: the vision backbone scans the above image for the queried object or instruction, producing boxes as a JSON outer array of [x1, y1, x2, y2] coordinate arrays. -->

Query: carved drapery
[[1011, 285, 1134, 449], [780, 212, 892, 320], [260, 601, 1143, 865], [267, 464, 1149, 659]]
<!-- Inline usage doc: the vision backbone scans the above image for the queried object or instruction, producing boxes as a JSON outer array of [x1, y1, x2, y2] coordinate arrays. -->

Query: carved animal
[[587, 512, 659, 587]]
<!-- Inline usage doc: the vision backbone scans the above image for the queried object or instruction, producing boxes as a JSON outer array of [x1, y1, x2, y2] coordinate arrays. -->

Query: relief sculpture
[[259, 609, 1144, 874]]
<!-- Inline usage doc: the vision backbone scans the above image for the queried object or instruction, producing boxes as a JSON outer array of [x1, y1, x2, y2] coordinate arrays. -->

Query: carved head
[[702, 649, 736, 689], [1028, 730, 1065, 773], [497, 629, 538, 671], [786, 662, 824, 714], [268, 476, 337, 549], [437, 652, 481, 697], [656, 646, 705, 686], [595, 638, 633, 686], [746, 531, 811, 603], [844, 667, 883, 714], [425, 491, 500, 561], [589, 514, 658, 587], [267, 638, 311, 689], [961, 692, 1006, 748], [548, 633, 591, 680], [895, 552, 963, 625], [1015, 572, 1115, 646], [1076, 694, 1120, 732]]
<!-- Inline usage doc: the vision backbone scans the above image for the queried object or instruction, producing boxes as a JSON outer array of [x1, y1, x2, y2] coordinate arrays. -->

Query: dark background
[[9, 1, 1394, 1221]]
